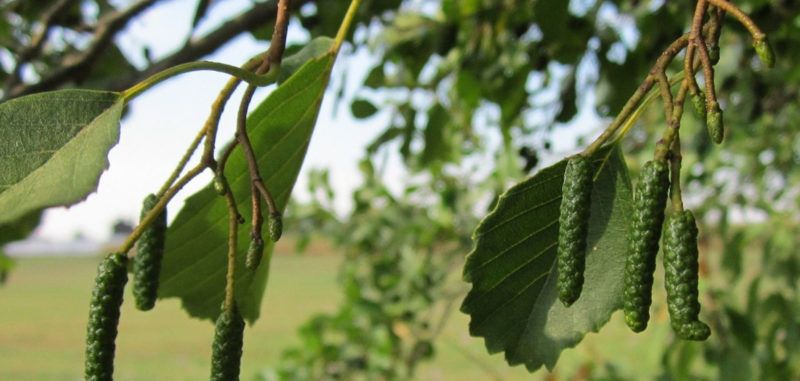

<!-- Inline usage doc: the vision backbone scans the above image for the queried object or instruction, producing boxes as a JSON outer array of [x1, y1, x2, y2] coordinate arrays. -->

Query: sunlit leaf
[[0, 89, 123, 225], [158, 47, 337, 323]]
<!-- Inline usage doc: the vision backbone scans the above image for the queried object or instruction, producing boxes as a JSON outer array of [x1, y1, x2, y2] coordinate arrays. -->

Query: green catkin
[[706, 104, 724, 144], [85, 253, 128, 381], [708, 45, 720, 65], [663, 210, 711, 341], [210, 307, 245, 381], [690, 92, 706, 119], [623, 160, 670, 332], [245, 236, 265, 271], [268, 212, 283, 242], [133, 194, 167, 311], [753, 38, 775, 68], [557, 155, 593, 306], [213, 175, 227, 195]]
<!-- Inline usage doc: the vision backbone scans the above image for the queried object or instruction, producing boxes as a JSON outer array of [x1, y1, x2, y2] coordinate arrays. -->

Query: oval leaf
[[158, 50, 337, 323], [461, 144, 632, 371], [350, 98, 378, 119], [0, 89, 123, 224]]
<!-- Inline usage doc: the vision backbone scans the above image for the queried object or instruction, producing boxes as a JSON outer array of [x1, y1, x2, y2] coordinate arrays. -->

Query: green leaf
[[350, 98, 378, 119], [461, 144, 632, 371], [0, 90, 123, 225], [158, 50, 337, 324], [420, 103, 451, 165], [278, 37, 335, 84], [0, 211, 41, 245]]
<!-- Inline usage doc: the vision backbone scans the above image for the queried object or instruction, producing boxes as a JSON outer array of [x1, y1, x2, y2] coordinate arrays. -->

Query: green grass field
[[0, 255, 676, 380]]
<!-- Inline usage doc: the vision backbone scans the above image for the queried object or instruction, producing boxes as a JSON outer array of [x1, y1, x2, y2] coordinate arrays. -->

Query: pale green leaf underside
[[0, 90, 123, 224], [461, 145, 632, 371], [158, 51, 336, 324]]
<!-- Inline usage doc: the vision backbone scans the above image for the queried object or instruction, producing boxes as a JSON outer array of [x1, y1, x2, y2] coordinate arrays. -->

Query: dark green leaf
[[158, 50, 337, 323], [461, 144, 632, 371], [191, 0, 212, 31], [0, 90, 123, 224], [0, 211, 41, 245], [350, 98, 378, 119], [364, 65, 385, 88], [725, 307, 757, 352], [420, 103, 450, 165]]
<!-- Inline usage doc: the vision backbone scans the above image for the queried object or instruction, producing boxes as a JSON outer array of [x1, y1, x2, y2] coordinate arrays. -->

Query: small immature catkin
[[245, 236, 265, 271], [85, 253, 128, 381], [753, 38, 775, 68], [623, 160, 670, 332], [663, 210, 711, 341], [556, 155, 593, 306], [133, 194, 167, 311], [268, 213, 283, 242], [706, 104, 724, 144], [213, 176, 227, 195], [690, 92, 706, 119], [210, 307, 246, 381]]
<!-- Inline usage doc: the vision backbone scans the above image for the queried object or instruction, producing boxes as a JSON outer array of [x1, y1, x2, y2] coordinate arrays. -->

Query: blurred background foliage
[[2, 0, 799, 379]]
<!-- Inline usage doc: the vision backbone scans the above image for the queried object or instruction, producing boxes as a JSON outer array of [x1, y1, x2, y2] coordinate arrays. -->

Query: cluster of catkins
[[84, 193, 282, 381], [555, 156, 709, 341]]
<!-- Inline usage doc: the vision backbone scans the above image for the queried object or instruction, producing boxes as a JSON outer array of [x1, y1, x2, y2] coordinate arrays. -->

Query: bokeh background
[[1, 0, 799, 380]]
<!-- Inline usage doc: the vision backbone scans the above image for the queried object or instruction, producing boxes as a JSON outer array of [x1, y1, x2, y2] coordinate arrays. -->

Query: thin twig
[[706, 0, 766, 40], [669, 133, 684, 211], [119, 163, 207, 254], [230, 0, 291, 224], [706, 5, 724, 48], [251, 183, 263, 239], [656, 83, 689, 160], [694, 35, 719, 112], [202, 57, 263, 164], [583, 35, 689, 156], [223, 186, 240, 312], [684, 0, 708, 96], [109, 0, 311, 93], [156, 126, 207, 197], [154, 57, 262, 198], [656, 70, 674, 122]]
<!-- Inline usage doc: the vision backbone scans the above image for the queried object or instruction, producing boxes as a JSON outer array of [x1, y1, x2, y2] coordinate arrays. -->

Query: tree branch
[[109, 0, 311, 93], [4, 0, 312, 99], [6, 0, 161, 99]]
